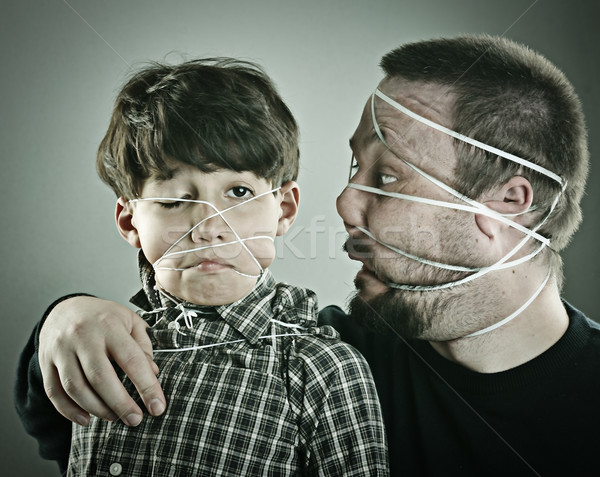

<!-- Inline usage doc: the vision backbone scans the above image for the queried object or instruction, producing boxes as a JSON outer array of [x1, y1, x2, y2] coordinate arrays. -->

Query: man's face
[[124, 163, 282, 306], [337, 78, 490, 338]]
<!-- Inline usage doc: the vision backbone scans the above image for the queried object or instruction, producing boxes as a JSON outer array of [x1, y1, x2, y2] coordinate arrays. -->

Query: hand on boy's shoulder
[[38, 296, 166, 427]]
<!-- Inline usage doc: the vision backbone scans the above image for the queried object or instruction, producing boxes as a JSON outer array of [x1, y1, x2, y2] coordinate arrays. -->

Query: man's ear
[[475, 176, 534, 239], [276, 181, 300, 236], [116, 197, 142, 248]]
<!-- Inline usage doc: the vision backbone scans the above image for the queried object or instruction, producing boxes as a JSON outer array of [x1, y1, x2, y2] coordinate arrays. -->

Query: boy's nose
[[191, 214, 229, 243]]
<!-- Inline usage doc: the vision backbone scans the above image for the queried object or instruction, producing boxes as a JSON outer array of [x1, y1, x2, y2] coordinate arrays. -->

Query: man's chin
[[348, 288, 401, 336], [348, 284, 431, 339], [354, 270, 390, 301]]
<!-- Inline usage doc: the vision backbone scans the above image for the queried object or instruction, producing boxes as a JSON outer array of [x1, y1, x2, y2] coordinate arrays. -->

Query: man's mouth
[[345, 238, 375, 267], [345, 239, 396, 293], [345, 243, 382, 280]]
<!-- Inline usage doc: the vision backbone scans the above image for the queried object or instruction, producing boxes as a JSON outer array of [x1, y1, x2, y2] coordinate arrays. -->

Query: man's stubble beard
[[346, 206, 501, 339], [346, 236, 469, 340], [348, 278, 455, 339], [348, 269, 505, 341]]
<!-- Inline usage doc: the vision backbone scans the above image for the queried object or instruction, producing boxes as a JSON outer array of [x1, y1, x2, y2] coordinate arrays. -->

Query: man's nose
[[336, 183, 368, 233]]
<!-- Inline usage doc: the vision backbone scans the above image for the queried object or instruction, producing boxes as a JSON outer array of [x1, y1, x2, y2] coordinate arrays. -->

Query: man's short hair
[[97, 58, 299, 199], [380, 35, 589, 255]]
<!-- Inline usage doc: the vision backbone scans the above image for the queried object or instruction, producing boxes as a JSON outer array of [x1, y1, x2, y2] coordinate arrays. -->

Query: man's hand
[[38, 296, 166, 427]]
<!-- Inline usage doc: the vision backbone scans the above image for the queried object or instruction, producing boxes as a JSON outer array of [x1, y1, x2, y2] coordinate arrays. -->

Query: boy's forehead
[[146, 163, 273, 187], [148, 160, 213, 183]]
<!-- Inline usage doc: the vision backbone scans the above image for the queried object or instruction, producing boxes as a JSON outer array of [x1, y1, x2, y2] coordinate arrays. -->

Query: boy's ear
[[116, 197, 142, 248], [475, 176, 534, 239], [276, 181, 300, 236]]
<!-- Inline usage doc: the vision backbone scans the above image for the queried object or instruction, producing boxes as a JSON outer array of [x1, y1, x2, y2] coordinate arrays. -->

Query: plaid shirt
[[68, 256, 388, 476]]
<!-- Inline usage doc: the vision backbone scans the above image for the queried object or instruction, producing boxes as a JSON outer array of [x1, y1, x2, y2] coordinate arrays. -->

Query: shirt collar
[[130, 251, 313, 344]]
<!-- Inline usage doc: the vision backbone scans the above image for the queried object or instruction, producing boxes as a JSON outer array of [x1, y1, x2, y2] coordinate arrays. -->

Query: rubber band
[[343, 87, 564, 337]]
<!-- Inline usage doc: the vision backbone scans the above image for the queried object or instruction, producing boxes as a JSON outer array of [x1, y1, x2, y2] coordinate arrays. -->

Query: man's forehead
[[350, 85, 455, 152], [376, 77, 456, 127], [349, 81, 459, 173], [349, 97, 386, 151]]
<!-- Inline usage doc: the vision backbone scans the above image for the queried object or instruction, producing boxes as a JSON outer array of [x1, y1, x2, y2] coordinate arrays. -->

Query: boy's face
[[116, 162, 299, 306]]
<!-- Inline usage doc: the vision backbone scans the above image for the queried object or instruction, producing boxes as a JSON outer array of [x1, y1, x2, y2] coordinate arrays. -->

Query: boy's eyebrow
[[152, 166, 182, 182]]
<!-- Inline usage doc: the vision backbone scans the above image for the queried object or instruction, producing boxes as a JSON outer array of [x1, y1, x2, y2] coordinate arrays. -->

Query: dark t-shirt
[[15, 298, 599, 476], [319, 301, 600, 476]]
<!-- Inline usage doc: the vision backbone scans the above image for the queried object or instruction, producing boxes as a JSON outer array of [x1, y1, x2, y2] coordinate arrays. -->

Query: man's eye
[[378, 174, 397, 186], [349, 155, 359, 180], [227, 186, 253, 199]]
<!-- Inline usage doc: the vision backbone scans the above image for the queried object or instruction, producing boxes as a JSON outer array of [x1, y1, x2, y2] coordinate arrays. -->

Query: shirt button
[[109, 462, 123, 475]]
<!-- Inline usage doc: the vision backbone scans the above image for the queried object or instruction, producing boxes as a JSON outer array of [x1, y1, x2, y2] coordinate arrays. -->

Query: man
[[16, 35, 597, 476]]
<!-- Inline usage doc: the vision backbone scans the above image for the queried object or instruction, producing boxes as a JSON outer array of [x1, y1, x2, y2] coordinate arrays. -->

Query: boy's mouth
[[180, 256, 233, 272], [195, 259, 231, 272]]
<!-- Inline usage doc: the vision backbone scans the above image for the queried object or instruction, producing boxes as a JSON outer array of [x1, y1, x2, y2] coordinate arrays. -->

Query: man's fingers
[[79, 350, 146, 426], [43, 366, 91, 426], [129, 315, 154, 359], [41, 352, 118, 424], [129, 317, 160, 376], [108, 335, 166, 418], [58, 357, 131, 423], [37, 295, 167, 426]]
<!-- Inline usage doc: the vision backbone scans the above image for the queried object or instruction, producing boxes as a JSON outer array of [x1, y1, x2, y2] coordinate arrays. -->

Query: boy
[[65, 58, 388, 475]]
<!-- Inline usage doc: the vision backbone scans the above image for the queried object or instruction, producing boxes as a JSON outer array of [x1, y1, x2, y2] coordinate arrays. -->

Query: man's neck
[[429, 283, 568, 373]]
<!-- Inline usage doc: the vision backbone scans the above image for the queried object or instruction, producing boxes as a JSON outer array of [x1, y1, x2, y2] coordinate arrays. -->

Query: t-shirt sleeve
[[318, 305, 382, 365], [14, 294, 92, 474]]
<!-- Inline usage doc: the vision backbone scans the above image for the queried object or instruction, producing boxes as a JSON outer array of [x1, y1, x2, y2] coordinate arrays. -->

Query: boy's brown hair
[[97, 58, 299, 199]]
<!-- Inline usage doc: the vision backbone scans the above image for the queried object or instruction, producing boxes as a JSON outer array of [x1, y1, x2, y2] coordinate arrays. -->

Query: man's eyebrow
[[349, 130, 383, 152]]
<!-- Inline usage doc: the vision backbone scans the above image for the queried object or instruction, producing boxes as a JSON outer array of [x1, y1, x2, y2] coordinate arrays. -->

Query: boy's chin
[[181, 279, 259, 307]]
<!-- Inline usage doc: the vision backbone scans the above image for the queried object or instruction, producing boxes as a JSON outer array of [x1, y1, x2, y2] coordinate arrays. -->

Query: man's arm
[[15, 296, 166, 448], [36, 295, 166, 426], [14, 297, 77, 474]]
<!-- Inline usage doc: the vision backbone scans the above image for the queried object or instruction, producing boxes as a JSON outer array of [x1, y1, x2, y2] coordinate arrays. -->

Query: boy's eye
[[157, 200, 183, 209], [226, 186, 253, 199], [156, 195, 191, 209]]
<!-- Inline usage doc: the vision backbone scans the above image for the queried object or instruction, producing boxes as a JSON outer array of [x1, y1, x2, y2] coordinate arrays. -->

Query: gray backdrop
[[2, 0, 598, 475]]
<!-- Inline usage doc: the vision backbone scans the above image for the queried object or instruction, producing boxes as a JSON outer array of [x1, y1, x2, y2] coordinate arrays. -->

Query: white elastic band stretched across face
[[346, 88, 565, 337], [130, 187, 280, 289], [346, 88, 565, 291], [373, 89, 564, 186]]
